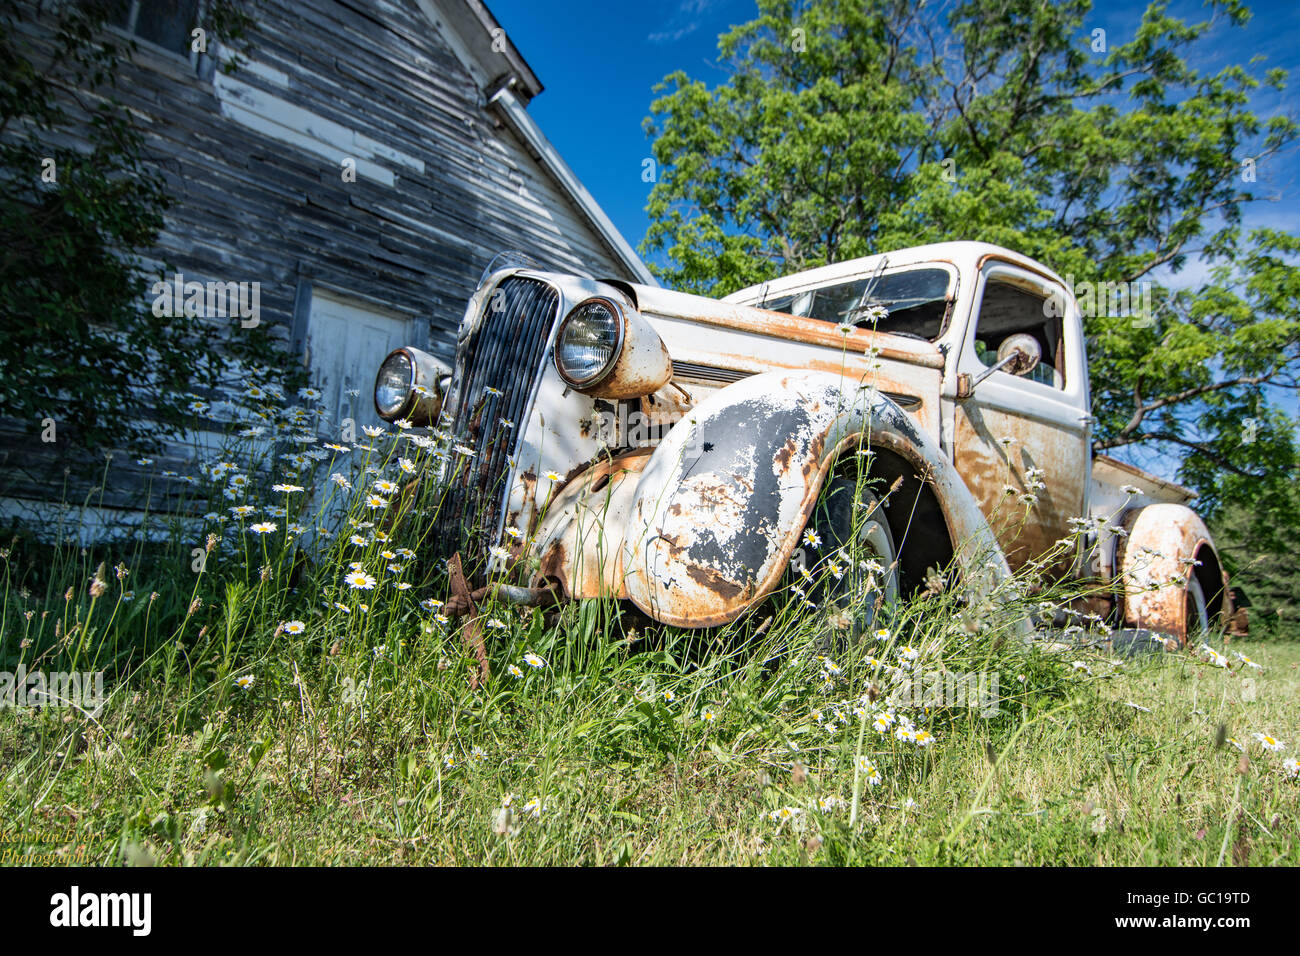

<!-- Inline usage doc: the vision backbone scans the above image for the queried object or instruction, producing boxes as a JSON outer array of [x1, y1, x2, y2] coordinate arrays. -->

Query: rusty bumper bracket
[[446, 553, 565, 689], [447, 553, 489, 689], [474, 582, 565, 609]]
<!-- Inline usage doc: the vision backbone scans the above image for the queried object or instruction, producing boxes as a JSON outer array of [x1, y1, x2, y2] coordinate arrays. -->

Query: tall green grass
[[0, 371, 1295, 866]]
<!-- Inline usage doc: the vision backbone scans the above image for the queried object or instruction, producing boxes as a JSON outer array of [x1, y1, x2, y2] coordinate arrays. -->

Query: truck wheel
[[1185, 574, 1210, 639], [803, 474, 899, 638]]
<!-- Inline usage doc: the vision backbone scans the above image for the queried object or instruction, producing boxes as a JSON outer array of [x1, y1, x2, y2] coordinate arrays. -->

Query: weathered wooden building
[[2, 0, 652, 532]]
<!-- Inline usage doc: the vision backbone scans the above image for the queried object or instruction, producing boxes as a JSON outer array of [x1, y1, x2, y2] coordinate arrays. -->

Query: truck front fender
[[619, 371, 1011, 627]]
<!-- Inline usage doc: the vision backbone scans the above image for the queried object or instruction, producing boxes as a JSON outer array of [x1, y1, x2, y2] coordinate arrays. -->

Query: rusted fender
[[528, 448, 653, 600], [619, 371, 1014, 628], [1120, 504, 1226, 642]]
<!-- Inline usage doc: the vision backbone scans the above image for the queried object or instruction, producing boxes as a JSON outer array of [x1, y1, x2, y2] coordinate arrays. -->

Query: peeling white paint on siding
[[213, 73, 426, 186]]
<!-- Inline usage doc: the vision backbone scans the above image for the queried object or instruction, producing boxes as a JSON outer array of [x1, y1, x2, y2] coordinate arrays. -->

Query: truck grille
[[438, 276, 560, 555]]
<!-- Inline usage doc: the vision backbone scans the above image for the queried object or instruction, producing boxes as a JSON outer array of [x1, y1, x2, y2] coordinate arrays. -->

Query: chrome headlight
[[374, 347, 450, 425], [375, 350, 414, 418], [555, 297, 623, 388], [553, 296, 673, 398]]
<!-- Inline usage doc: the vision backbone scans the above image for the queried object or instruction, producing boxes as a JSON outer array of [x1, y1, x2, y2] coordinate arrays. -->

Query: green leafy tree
[[0, 0, 261, 460], [643, 0, 1299, 522], [1213, 474, 1300, 640]]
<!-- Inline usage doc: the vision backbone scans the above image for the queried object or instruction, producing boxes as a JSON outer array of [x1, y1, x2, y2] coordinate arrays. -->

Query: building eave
[[416, 0, 543, 104]]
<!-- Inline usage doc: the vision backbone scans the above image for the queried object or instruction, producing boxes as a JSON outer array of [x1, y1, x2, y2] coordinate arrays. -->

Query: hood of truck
[[625, 282, 946, 371]]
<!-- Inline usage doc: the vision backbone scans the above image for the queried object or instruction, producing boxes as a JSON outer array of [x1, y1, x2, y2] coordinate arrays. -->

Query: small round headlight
[[374, 347, 451, 425], [374, 350, 414, 418], [556, 298, 623, 387]]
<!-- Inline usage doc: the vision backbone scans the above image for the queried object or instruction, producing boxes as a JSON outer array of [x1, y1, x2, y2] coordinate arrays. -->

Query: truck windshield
[[760, 267, 952, 340]]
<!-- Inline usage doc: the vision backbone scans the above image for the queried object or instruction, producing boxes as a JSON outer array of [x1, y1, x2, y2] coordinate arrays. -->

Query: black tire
[[801, 473, 900, 640]]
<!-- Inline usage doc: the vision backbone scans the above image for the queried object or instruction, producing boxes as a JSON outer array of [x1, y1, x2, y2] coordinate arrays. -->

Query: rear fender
[[1120, 504, 1230, 642], [619, 371, 1012, 627]]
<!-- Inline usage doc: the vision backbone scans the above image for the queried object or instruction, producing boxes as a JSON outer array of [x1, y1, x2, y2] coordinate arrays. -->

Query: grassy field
[[2, 596, 1296, 866], [1, 378, 1296, 866]]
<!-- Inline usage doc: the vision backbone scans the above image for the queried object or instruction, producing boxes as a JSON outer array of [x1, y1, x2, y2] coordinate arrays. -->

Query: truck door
[[953, 261, 1091, 572]]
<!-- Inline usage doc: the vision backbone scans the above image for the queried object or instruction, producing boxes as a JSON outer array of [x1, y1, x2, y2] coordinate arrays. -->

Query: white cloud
[[647, 0, 718, 45]]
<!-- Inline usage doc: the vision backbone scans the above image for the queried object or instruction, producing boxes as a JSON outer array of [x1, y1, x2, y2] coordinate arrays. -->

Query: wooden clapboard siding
[[1, 0, 643, 523]]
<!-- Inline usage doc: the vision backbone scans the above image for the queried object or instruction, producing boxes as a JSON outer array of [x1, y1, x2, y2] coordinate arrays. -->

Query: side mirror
[[967, 333, 1043, 392], [996, 333, 1042, 377]]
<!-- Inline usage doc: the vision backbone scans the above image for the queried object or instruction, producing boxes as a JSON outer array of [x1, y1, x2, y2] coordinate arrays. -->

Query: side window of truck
[[972, 278, 1065, 389]]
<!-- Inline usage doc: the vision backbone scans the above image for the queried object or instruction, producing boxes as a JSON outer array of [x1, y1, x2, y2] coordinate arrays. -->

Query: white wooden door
[[305, 290, 414, 439]]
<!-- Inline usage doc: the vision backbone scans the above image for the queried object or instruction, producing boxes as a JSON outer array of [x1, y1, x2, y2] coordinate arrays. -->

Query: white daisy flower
[[856, 757, 882, 785], [1253, 733, 1285, 753], [345, 570, 377, 590]]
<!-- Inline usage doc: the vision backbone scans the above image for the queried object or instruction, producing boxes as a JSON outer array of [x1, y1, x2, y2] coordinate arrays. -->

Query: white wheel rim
[[857, 516, 899, 605], [1186, 575, 1210, 636]]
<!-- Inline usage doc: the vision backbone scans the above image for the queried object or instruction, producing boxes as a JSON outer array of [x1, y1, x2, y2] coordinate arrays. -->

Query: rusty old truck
[[372, 241, 1236, 644]]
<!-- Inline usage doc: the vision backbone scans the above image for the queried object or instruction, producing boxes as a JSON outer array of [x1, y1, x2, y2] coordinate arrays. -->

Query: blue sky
[[491, 0, 1299, 272], [489, 0, 756, 263]]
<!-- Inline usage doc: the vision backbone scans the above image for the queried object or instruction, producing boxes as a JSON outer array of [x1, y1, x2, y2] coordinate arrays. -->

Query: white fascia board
[[488, 86, 657, 286]]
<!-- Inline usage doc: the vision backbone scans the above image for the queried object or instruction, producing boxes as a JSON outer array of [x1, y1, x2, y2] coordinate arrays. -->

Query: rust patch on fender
[[686, 563, 747, 602], [538, 539, 569, 594], [774, 436, 797, 472]]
